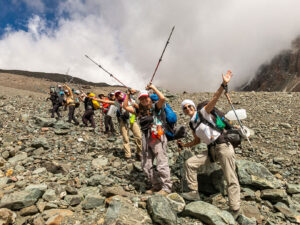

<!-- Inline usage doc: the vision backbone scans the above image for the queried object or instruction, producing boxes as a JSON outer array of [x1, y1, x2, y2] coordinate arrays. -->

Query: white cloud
[[22, 0, 45, 12], [1, 0, 300, 92]]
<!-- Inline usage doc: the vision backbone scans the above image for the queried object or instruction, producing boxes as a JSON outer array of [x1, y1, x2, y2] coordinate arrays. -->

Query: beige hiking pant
[[142, 134, 172, 192], [119, 120, 142, 158], [184, 143, 240, 210]]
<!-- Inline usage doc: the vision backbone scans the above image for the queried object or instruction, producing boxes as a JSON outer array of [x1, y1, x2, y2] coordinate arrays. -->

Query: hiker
[[98, 93, 116, 135], [95, 90, 142, 160], [47, 86, 62, 118], [177, 70, 240, 218], [123, 84, 172, 195], [81, 92, 100, 128], [63, 84, 79, 125]]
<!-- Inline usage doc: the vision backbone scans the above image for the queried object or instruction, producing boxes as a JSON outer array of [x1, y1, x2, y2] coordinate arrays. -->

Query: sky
[[0, 0, 300, 92]]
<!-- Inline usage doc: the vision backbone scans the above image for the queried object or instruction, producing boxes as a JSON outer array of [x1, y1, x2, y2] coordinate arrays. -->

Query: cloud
[[21, 0, 45, 12], [0, 0, 300, 92]]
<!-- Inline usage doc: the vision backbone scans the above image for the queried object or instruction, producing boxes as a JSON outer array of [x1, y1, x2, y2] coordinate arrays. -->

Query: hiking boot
[[75, 122, 79, 126], [156, 190, 170, 196], [229, 208, 241, 220], [181, 191, 200, 201]]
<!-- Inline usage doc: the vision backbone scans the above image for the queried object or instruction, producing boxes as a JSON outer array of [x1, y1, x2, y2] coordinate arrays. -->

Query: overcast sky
[[0, 0, 300, 92]]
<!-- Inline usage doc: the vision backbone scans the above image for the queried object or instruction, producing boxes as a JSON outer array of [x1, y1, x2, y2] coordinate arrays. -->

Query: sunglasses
[[183, 105, 194, 111]]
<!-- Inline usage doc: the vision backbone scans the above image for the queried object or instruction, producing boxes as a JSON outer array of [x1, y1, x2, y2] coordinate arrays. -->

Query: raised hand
[[222, 70, 233, 85]]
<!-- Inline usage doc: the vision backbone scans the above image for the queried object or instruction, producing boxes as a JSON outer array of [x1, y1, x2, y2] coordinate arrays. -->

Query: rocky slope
[[242, 37, 300, 92], [0, 80, 299, 224]]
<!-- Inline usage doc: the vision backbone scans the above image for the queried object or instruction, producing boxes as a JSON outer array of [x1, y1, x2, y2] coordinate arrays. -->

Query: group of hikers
[[46, 70, 241, 219]]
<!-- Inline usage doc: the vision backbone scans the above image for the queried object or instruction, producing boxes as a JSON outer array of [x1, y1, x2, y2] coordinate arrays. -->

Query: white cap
[[181, 99, 196, 111], [138, 90, 149, 99]]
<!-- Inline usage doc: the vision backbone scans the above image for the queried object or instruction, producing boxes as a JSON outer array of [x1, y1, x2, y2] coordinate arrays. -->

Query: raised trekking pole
[[85, 55, 128, 88], [150, 26, 175, 83], [224, 88, 254, 150]]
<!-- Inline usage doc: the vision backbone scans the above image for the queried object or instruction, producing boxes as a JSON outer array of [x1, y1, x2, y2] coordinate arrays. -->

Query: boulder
[[81, 195, 105, 210], [287, 183, 300, 194], [88, 174, 114, 186], [25, 183, 48, 193], [147, 195, 177, 225], [19, 205, 39, 216], [166, 193, 185, 213], [31, 138, 49, 149], [34, 117, 56, 127], [0, 189, 43, 210], [7, 152, 27, 164], [237, 214, 257, 225], [104, 196, 152, 225], [236, 160, 282, 189], [274, 202, 300, 223], [42, 189, 57, 202], [0, 208, 16, 225], [64, 195, 83, 206], [183, 201, 235, 225], [261, 189, 288, 204]]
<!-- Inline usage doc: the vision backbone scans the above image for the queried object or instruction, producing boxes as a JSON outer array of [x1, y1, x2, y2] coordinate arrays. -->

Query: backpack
[[191, 101, 243, 148], [102, 98, 110, 113], [149, 94, 186, 141], [86, 98, 99, 110]]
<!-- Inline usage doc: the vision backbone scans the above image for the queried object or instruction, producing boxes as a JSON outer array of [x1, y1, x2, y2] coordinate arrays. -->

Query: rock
[[25, 183, 48, 193], [274, 202, 300, 223], [104, 196, 152, 225], [54, 129, 69, 135], [44, 161, 69, 174], [102, 186, 134, 198], [64, 195, 82, 206], [0, 208, 16, 225], [261, 189, 288, 204], [88, 174, 113, 186], [33, 167, 47, 175], [91, 157, 108, 169], [166, 193, 185, 213], [53, 120, 70, 129], [81, 194, 105, 210], [147, 195, 177, 225], [43, 209, 73, 225], [31, 137, 49, 149], [33, 216, 44, 225], [19, 205, 39, 216], [279, 123, 292, 129], [46, 214, 64, 225], [0, 189, 43, 210], [236, 160, 281, 189], [287, 183, 300, 194], [65, 186, 78, 195], [43, 189, 57, 202], [183, 201, 235, 225], [241, 204, 262, 224], [1, 151, 9, 160], [7, 152, 27, 164], [237, 214, 257, 225], [34, 117, 56, 127]]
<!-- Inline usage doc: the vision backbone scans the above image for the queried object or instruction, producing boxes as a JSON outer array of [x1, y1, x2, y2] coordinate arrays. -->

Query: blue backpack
[[150, 94, 185, 141]]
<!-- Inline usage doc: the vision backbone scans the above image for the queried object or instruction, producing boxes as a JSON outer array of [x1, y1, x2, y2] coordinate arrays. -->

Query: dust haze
[[1, 0, 300, 92]]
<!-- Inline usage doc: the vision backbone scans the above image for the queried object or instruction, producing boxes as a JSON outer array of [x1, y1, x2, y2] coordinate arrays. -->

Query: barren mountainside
[[242, 37, 300, 92]]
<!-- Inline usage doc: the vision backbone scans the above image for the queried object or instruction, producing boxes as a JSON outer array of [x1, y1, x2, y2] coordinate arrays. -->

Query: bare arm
[[93, 98, 115, 105], [123, 90, 136, 114], [204, 70, 232, 114], [146, 83, 165, 109], [64, 84, 73, 98], [178, 132, 200, 148]]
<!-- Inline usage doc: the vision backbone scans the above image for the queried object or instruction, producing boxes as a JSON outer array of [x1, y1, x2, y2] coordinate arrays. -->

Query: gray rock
[[147, 195, 177, 225], [237, 214, 257, 225], [104, 196, 152, 225], [287, 183, 300, 194], [8, 152, 27, 164], [81, 194, 105, 210], [32, 167, 47, 175], [2, 151, 10, 159], [92, 157, 108, 169], [54, 129, 69, 135], [65, 186, 78, 195], [54, 120, 70, 129], [236, 160, 281, 189], [34, 117, 56, 127], [64, 195, 83, 206], [0, 189, 43, 210], [166, 193, 186, 213], [274, 202, 300, 223], [88, 174, 113, 186], [261, 189, 288, 204], [42, 189, 57, 202], [31, 137, 49, 149], [183, 201, 235, 225], [25, 183, 48, 193], [19, 205, 39, 216]]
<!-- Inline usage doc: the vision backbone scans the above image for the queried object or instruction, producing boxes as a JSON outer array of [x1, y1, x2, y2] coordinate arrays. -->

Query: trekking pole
[[85, 55, 128, 88], [150, 26, 175, 83], [224, 89, 255, 150]]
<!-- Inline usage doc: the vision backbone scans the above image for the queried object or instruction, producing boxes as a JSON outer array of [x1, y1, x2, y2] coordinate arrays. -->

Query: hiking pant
[[51, 104, 61, 118], [82, 109, 95, 128], [68, 105, 78, 124], [119, 119, 142, 158], [142, 134, 172, 192], [184, 143, 240, 211], [104, 114, 115, 133]]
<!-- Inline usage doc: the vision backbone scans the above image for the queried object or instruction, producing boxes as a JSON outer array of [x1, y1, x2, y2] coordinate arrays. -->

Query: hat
[[58, 84, 62, 88], [181, 99, 196, 111], [138, 90, 149, 99], [88, 93, 95, 97], [114, 90, 122, 97], [64, 90, 69, 93], [74, 90, 80, 94]]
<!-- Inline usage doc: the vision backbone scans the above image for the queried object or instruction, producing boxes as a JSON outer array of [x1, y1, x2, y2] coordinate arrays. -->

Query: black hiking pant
[[51, 104, 61, 118], [104, 114, 115, 133], [68, 105, 79, 124], [82, 109, 95, 128]]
